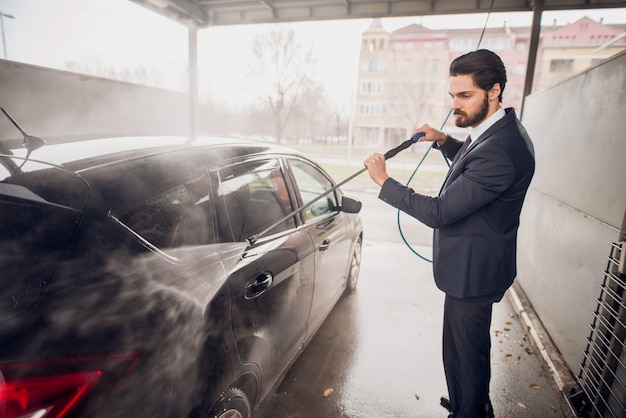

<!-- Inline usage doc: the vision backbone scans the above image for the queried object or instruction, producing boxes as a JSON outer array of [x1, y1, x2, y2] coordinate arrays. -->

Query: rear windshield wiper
[[0, 106, 47, 172]]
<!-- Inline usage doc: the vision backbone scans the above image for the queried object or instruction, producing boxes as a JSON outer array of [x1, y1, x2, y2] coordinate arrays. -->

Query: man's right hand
[[412, 124, 448, 147]]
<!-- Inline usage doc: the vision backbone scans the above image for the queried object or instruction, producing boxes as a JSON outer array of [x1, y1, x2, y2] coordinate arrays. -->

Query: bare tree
[[286, 77, 316, 139], [248, 26, 316, 144]]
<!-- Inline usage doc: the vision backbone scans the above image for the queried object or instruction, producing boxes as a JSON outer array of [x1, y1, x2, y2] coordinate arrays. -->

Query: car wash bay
[[2, 4, 624, 413]]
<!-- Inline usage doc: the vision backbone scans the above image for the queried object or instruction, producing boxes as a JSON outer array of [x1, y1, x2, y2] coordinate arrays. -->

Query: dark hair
[[449, 49, 507, 102]]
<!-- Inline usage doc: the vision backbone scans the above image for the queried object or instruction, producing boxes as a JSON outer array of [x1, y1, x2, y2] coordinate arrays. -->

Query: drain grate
[[573, 241, 626, 418]]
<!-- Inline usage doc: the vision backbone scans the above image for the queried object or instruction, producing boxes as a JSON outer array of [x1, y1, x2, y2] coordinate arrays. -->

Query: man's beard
[[454, 93, 489, 128]]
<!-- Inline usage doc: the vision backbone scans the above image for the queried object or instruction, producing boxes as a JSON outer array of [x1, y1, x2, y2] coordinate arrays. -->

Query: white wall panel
[[517, 50, 626, 374]]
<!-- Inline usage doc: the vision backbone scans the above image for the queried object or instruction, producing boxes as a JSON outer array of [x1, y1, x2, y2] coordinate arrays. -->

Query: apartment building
[[352, 17, 625, 148]]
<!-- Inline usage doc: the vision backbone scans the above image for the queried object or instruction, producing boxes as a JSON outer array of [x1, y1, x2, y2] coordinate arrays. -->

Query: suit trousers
[[442, 291, 504, 418]]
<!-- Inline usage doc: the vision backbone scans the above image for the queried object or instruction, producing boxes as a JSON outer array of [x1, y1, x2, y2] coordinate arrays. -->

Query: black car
[[0, 124, 363, 417]]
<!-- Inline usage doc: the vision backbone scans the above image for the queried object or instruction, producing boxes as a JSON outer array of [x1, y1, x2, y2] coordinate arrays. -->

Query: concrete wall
[[0, 60, 190, 141], [518, 50, 626, 375]]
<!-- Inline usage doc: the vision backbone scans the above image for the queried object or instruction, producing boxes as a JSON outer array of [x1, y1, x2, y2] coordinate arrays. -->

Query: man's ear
[[489, 83, 501, 101]]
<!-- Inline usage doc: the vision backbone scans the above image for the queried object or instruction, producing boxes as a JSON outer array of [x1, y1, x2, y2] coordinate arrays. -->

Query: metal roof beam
[[136, 0, 626, 27], [522, 0, 544, 118], [131, 0, 208, 26]]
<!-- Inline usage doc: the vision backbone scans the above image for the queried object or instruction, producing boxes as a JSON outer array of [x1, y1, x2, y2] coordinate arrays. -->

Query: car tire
[[344, 237, 362, 294], [207, 387, 251, 418]]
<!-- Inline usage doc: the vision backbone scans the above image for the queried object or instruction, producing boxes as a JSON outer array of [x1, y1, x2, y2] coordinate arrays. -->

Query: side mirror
[[340, 195, 362, 214]]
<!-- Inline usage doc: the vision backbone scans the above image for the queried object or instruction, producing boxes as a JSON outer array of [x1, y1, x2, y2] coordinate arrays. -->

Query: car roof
[[8, 135, 303, 173]]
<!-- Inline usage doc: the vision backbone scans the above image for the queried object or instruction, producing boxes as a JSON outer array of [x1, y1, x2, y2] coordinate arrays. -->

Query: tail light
[[0, 352, 141, 418]]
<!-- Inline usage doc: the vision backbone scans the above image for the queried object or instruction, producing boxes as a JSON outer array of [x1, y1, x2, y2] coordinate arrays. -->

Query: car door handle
[[319, 239, 330, 252], [244, 272, 273, 299]]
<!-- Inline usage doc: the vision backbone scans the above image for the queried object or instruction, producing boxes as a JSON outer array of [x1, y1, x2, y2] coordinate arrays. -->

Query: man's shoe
[[485, 400, 495, 418], [440, 396, 494, 418], [440, 396, 452, 412]]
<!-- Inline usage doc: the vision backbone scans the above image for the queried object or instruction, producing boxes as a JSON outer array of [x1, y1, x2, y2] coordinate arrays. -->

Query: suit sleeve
[[434, 135, 463, 161], [379, 144, 515, 229]]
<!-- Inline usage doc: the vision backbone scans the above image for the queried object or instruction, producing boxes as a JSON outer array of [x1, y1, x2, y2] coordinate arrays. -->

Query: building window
[[549, 59, 574, 73], [431, 59, 440, 73], [392, 60, 411, 72], [386, 104, 407, 117], [450, 38, 477, 51], [360, 81, 384, 95], [481, 37, 510, 51], [361, 59, 386, 73], [360, 103, 381, 116], [553, 36, 575, 47], [417, 82, 436, 95], [451, 37, 509, 51]]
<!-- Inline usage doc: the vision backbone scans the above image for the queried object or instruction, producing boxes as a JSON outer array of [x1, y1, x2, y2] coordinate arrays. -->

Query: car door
[[215, 158, 316, 394], [286, 158, 353, 335]]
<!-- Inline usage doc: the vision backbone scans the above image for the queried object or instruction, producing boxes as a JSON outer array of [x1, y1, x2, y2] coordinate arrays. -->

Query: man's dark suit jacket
[[379, 108, 535, 298]]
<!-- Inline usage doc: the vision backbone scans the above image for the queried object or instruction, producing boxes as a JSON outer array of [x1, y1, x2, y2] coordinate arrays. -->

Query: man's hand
[[363, 153, 389, 187], [412, 124, 448, 146]]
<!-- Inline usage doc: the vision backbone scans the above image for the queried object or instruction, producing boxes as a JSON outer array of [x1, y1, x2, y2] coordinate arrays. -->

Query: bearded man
[[364, 49, 536, 418]]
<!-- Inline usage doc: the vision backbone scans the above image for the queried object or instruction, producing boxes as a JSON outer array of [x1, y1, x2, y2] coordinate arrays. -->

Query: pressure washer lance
[[245, 132, 426, 247]]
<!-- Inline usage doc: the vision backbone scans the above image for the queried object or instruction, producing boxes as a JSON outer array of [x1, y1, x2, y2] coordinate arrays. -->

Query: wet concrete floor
[[264, 190, 567, 418]]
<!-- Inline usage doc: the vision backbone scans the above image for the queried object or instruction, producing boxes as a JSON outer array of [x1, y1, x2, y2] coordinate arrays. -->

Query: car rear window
[[0, 163, 87, 321], [117, 172, 217, 249]]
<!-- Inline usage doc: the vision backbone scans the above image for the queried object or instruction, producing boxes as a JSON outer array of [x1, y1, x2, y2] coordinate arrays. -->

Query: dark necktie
[[459, 135, 472, 156]]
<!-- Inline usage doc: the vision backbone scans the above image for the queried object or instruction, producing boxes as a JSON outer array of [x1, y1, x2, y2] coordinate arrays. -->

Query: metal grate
[[574, 241, 626, 418]]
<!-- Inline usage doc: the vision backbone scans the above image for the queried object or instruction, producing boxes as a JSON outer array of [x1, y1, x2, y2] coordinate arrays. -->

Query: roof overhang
[[130, 0, 626, 28]]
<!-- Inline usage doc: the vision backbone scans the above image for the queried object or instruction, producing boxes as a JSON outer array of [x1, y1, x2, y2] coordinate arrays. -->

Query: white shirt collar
[[468, 106, 505, 142]]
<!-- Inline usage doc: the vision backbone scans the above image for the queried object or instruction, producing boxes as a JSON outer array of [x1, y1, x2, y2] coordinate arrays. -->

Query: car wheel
[[207, 387, 251, 418], [345, 237, 362, 294]]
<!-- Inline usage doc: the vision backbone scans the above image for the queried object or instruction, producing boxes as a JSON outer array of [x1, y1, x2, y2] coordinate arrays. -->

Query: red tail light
[[0, 352, 141, 418]]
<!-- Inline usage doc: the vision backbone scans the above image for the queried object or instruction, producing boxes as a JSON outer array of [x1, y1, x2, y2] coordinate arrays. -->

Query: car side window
[[288, 159, 337, 222], [119, 173, 216, 249], [216, 159, 295, 242]]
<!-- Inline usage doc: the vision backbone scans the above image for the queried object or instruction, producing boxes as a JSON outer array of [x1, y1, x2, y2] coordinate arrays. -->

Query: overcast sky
[[1, 0, 625, 108]]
